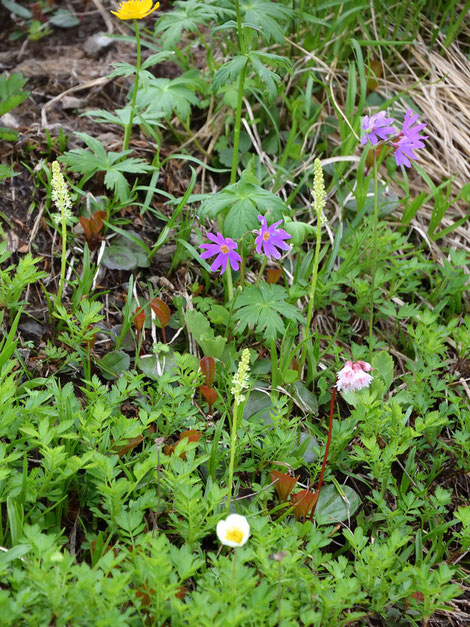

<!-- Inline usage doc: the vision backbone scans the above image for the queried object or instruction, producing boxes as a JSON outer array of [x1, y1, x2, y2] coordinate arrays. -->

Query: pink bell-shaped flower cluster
[[336, 360, 373, 393]]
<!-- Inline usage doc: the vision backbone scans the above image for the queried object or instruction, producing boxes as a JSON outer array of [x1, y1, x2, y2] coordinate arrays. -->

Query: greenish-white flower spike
[[313, 158, 326, 223], [231, 348, 251, 403], [51, 161, 73, 225]]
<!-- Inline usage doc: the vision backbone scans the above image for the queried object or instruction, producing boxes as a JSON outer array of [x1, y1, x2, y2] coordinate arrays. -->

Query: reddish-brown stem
[[310, 385, 337, 521], [161, 325, 166, 344]]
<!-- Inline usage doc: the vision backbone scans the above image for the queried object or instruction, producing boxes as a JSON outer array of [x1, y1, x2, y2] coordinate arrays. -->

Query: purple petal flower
[[361, 111, 396, 146], [392, 137, 416, 168], [254, 215, 292, 260], [402, 109, 428, 146], [391, 109, 427, 168], [200, 232, 242, 275]]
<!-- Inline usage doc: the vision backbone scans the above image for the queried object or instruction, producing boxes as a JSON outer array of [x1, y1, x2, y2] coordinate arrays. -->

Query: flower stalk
[[300, 158, 326, 374], [226, 348, 250, 513], [369, 151, 379, 360], [123, 19, 142, 152], [310, 385, 336, 521], [50, 161, 73, 303], [230, 60, 248, 185]]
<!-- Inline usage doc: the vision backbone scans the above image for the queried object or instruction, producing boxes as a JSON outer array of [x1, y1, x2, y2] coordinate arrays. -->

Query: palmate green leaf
[[63, 133, 151, 201], [239, 0, 293, 42], [155, 0, 231, 49], [137, 72, 201, 120], [234, 283, 305, 342], [198, 170, 288, 239]]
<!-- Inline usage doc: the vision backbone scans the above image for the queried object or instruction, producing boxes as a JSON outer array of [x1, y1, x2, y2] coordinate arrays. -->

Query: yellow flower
[[111, 0, 159, 20]]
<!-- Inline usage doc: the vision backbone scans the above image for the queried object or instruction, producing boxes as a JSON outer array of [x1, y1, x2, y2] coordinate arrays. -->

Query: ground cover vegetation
[[0, 0, 469, 624]]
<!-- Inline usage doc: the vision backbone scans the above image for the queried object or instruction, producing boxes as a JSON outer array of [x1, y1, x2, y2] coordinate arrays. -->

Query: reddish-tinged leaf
[[149, 297, 171, 327], [164, 443, 175, 456], [366, 145, 383, 168], [164, 430, 202, 459], [404, 591, 425, 611], [200, 385, 218, 413], [200, 356, 216, 386], [179, 429, 202, 444], [266, 267, 282, 284], [79, 210, 107, 242], [114, 435, 144, 457], [270, 470, 298, 502], [83, 327, 98, 349], [133, 308, 146, 333], [291, 490, 318, 521], [366, 59, 383, 92], [135, 587, 155, 607], [136, 585, 185, 605]]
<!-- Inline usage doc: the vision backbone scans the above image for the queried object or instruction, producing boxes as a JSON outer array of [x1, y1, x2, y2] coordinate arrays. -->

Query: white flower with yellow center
[[216, 514, 250, 548]]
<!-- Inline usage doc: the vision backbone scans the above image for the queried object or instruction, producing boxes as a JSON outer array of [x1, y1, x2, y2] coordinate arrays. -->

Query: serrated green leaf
[[155, 0, 230, 49], [224, 198, 259, 238], [137, 73, 201, 120], [239, 0, 293, 42], [234, 283, 304, 342], [250, 54, 280, 100], [198, 171, 288, 232], [141, 51, 175, 69], [212, 56, 248, 92]]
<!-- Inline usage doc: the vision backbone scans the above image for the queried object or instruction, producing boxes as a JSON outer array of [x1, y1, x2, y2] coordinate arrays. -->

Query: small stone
[[0, 112, 20, 128], [61, 96, 86, 110], [19, 320, 45, 339], [84, 32, 113, 58]]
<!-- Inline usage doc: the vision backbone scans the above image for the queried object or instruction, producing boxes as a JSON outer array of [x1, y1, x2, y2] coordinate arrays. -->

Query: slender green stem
[[231, 549, 237, 598], [57, 212, 67, 302], [226, 266, 234, 302], [226, 399, 239, 513], [369, 152, 379, 361], [299, 202, 322, 372], [306, 216, 322, 332], [239, 251, 247, 288], [123, 19, 141, 152], [230, 61, 248, 185], [255, 258, 267, 285], [234, 0, 245, 55]]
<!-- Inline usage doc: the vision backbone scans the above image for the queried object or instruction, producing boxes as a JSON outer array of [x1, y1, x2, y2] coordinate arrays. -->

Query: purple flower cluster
[[199, 215, 292, 275], [361, 108, 427, 168]]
